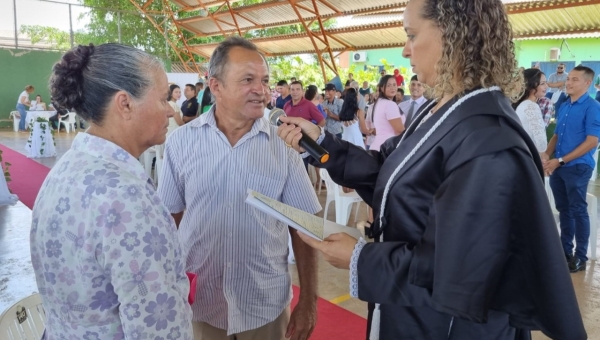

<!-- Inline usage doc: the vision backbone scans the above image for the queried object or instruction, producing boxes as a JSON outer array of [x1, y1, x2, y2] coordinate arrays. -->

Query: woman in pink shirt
[[367, 75, 405, 155]]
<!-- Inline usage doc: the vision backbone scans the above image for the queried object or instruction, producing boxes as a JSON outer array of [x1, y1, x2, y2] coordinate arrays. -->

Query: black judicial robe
[[312, 90, 586, 339]]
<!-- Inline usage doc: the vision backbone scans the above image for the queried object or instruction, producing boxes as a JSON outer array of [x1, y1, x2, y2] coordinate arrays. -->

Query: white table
[[25, 121, 56, 158], [26, 111, 55, 129]]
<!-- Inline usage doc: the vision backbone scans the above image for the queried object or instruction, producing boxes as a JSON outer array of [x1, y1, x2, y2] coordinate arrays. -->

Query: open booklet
[[245, 189, 363, 241]]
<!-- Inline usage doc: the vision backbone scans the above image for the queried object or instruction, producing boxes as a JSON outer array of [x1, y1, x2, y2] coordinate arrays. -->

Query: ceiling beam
[[177, 2, 404, 37], [506, 0, 600, 14]]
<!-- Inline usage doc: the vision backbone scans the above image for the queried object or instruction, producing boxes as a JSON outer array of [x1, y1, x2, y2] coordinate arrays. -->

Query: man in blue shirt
[[544, 65, 600, 273], [275, 80, 292, 109]]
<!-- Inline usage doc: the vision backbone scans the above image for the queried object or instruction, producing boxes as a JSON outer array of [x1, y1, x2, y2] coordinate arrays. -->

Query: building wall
[[348, 48, 409, 71], [348, 38, 600, 74], [515, 38, 600, 68], [0, 49, 63, 119], [0, 48, 173, 122]]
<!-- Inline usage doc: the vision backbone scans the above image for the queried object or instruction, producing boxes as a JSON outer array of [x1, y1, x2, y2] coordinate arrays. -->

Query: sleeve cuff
[[300, 127, 326, 159], [349, 237, 367, 298]]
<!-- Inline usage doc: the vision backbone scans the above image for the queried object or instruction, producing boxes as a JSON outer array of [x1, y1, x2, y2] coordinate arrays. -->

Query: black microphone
[[269, 108, 330, 164]]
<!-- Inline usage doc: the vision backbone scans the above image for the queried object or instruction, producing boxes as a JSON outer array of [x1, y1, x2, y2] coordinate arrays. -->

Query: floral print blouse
[[30, 133, 193, 340]]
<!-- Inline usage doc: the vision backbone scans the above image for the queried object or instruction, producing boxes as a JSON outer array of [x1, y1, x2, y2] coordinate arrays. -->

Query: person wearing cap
[[322, 83, 344, 138], [393, 69, 405, 89]]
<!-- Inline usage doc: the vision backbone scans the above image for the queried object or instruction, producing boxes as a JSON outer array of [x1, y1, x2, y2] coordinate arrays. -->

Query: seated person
[[49, 98, 69, 129], [32, 95, 47, 111]]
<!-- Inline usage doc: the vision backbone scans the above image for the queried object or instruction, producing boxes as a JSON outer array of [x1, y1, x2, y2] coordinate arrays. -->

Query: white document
[[245, 189, 362, 241]]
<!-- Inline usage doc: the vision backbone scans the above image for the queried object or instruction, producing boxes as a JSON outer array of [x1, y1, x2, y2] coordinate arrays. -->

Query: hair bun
[[49, 44, 95, 113]]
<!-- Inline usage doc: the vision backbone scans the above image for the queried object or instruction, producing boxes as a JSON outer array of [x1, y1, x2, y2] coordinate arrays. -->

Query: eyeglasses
[[557, 67, 564, 69]]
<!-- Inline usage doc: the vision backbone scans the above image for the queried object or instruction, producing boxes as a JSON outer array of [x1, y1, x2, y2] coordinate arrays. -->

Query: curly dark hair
[[421, 0, 521, 101], [513, 68, 544, 109]]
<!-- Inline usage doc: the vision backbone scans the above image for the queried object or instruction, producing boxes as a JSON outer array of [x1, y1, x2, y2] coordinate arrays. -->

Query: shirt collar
[[411, 96, 425, 104], [569, 94, 591, 105], [70, 133, 150, 182], [290, 97, 306, 107], [192, 105, 271, 139]]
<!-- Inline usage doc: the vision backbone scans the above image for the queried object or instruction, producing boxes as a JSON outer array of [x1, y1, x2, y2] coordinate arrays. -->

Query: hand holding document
[[245, 189, 362, 241]]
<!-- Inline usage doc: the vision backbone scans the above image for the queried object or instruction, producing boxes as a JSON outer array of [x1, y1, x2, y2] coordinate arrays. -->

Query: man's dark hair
[[411, 75, 418, 82], [290, 80, 303, 88], [277, 80, 288, 86], [195, 82, 204, 89], [185, 84, 197, 93], [397, 88, 405, 95], [573, 65, 595, 81]]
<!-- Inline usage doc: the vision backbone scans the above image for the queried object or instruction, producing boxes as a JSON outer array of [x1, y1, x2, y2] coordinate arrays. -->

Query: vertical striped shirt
[[158, 107, 321, 335]]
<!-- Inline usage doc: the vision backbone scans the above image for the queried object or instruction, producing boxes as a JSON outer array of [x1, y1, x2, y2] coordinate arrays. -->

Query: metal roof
[[183, 0, 600, 56], [177, 0, 405, 38], [130, 0, 600, 76], [189, 21, 406, 57]]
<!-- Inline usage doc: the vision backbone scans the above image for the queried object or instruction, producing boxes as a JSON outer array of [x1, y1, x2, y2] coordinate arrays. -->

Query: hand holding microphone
[[269, 108, 329, 164]]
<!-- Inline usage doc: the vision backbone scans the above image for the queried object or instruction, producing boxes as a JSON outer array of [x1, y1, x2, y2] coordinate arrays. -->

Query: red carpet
[[0, 143, 368, 339], [0, 144, 51, 209], [292, 286, 366, 339]]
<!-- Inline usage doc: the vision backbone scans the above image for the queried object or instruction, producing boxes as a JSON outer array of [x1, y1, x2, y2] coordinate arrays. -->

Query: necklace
[[368, 87, 501, 340]]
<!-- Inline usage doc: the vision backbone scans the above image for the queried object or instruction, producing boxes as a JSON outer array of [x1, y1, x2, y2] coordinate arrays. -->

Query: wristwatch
[[558, 157, 566, 166]]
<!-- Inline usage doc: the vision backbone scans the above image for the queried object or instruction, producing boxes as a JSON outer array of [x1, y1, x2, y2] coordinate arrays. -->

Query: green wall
[[0, 48, 173, 122], [0, 49, 63, 119], [349, 47, 409, 71], [515, 38, 600, 68], [349, 38, 600, 73]]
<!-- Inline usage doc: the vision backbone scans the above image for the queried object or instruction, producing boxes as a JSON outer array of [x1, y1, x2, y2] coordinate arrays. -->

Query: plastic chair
[[58, 112, 77, 133], [546, 177, 598, 260], [592, 147, 599, 181], [320, 168, 363, 225], [9, 111, 20, 132], [139, 147, 156, 181], [155, 151, 163, 184], [0, 293, 46, 340]]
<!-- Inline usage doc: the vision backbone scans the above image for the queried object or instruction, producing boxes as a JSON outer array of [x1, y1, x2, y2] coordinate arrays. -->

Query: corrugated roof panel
[[325, 0, 408, 12], [183, 0, 600, 58]]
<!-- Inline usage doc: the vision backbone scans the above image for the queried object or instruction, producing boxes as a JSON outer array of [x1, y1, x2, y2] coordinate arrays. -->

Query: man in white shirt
[[399, 75, 427, 127], [159, 36, 321, 340]]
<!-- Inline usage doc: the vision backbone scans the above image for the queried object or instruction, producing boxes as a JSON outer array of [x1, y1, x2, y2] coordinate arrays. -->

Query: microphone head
[[269, 108, 287, 126]]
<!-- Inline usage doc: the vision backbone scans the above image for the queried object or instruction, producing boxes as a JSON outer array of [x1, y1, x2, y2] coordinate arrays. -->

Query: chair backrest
[[0, 294, 46, 340], [67, 112, 77, 123], [9, 111, 18, 119], [319, 169, 342, 199]]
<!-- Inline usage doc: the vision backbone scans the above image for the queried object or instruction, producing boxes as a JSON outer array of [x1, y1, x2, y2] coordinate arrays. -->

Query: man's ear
[[113, 91, 134, 121], [209, 78, 221, 100]]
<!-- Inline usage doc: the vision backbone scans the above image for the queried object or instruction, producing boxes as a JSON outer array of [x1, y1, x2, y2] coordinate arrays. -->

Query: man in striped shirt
[[158, 37, 321, 340]]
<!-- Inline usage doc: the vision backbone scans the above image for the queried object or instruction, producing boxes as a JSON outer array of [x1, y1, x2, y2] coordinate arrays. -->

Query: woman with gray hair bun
[[30, 43, 193, 339]]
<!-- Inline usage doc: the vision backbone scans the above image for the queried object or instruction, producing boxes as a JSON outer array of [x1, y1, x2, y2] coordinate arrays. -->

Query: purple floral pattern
[[30, 133, 193, 339]]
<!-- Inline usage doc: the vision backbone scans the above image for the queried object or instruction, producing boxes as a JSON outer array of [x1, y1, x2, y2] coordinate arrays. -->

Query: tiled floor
[[1, 129, 600, 339]]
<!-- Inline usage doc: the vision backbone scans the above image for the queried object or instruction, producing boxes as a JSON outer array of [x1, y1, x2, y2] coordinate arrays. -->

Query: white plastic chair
[[320, 168, 363, 225], [139, 147, 156, 182], [546, 177, 598, 260], [155, 151, 163, 184], [9, 111, 20, 132], [58, 112, 77, 133], [592, 147, 599, 181], [0, 293, 46, 340]]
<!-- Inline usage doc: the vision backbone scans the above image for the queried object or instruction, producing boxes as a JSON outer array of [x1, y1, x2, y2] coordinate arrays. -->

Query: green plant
[[27, 117, 56, 156]]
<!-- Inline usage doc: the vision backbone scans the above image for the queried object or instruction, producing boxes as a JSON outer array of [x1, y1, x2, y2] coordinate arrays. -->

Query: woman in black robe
[[276, 0, 586, 339]]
